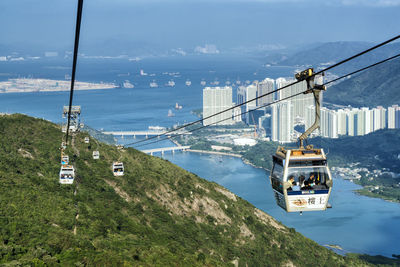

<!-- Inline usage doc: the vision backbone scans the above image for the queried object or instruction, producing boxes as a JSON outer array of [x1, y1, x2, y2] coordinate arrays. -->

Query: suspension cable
[[65, 0, 84, 144], [131, 53, 400, 148], [125, 34, 400, 147], [324, 52, 400, 86], [134, 90, 307, 148]]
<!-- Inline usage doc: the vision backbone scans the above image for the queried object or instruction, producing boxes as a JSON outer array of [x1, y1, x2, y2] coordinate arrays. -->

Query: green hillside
[[324, 57, 400, 107], [0, 114, 379, 266]]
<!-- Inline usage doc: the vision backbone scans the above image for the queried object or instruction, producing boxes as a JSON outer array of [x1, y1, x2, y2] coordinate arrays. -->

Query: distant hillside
[[316, 129, 400, 173], [0, 114, 373, 266], [277, 41, 400, 75], [324, 57, 400, 107]]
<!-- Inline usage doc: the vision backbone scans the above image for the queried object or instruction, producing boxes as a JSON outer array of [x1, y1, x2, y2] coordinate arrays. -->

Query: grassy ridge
[[0, 114, 376, 266]]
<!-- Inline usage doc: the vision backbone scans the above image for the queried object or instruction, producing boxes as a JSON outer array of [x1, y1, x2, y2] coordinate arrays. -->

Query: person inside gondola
[[301, 180, 313, 190], [299, 175, 306, 188], [308, 174, 316, 187], [287, 176, 296, 191]]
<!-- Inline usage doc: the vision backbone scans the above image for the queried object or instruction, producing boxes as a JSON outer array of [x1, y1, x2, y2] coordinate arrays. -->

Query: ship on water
[[185, 80, 191, 86], [150, 81, 158, 88], [200, 80, 206, 86], [167, 109, 175, 117], [123, 80, 134, 88], [210, 80, 220, 86], [140, 69, 148, 76], [165, 80, 175, 87], [175, 102, 183, 110]]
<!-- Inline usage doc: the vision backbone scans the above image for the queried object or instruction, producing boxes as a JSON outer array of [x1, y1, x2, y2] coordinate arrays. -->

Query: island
[[0, 78, 118, 93]]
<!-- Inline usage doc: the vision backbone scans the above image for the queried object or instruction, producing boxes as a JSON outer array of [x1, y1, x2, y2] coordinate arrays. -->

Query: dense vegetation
[[0, 114, 379, 266], [324, 57, 400, 107]]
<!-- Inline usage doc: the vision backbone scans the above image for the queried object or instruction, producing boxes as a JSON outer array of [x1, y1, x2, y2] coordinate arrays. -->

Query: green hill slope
[[0, 114, 373, 266], [324, 57, 400, 107]]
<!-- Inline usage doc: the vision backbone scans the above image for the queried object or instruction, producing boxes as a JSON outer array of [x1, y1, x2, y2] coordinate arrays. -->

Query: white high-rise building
[[237, 83, 258, 124], [337, 109, 348, 135], [203, 86, 233, 126], [373, 106, 386, 131], [271, 101, 293, 143], [245, 83, 258, 124], [388, 105, 399, 129], [321, 108, 338, 138], [257, 78, 275, 106], [233, 106, 242, 122], [347, 108, 359, 136]]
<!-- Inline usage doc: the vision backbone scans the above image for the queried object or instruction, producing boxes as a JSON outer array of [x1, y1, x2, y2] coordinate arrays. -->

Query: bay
[[0, 56, 399, 257]]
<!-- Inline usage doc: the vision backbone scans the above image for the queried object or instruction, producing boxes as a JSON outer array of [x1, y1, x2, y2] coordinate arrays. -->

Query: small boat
[[168, 109, 175, 117], [150, 81, 158, 88], [185, 80, 191, 86], [175, 103, 183, 110], [165, 80, 175, 87], [123, 80, 134, 88], [200, 80, 206, 86]]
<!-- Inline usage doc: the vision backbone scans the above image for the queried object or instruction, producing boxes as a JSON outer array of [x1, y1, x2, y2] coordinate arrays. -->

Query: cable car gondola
[[270, 68, 333, 213], [112, 162, 124, 176], [84, 137, 90, 144], [59, 165, 75, 184], [92, 150, 100, 159], [271, 147, 332, 212]]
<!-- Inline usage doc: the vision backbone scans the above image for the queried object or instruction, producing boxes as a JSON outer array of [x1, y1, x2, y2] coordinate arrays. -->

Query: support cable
[[125, 34, 400, 147], [65, 0, 84, 144], [131, 53, 400, 148]]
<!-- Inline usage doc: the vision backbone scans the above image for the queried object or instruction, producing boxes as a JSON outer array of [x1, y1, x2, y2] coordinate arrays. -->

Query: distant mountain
[[0, 114, 373, 266], [277, 41, 400, 75], [324, 57, 400, 107]]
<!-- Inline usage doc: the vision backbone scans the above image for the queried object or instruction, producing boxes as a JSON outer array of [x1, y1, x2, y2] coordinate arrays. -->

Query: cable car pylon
[[270, 68, 333, 213]]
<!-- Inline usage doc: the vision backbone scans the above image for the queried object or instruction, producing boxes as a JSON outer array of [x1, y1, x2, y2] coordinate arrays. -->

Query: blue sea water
[[0, 56, 399, 257]]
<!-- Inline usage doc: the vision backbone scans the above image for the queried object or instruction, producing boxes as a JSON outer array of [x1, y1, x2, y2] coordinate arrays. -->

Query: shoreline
[[0, 78, 118, 94]]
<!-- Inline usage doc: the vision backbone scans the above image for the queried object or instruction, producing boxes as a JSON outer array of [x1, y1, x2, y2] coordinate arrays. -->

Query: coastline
[[0, 78, 118, 93]]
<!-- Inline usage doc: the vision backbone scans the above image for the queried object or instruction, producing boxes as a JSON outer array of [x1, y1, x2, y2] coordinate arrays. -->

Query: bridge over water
[[141, 146, 190, 155], [102, 130, 191, 138]]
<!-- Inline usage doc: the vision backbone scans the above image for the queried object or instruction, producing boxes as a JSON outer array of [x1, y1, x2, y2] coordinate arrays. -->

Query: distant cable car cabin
[[61, 142, 67, 150], [92, 151, 100, 160], [112, 162, 124, 176], [84, 137, 90, 144], [59, 165, 75, 184], [270, 68, 333, 213]]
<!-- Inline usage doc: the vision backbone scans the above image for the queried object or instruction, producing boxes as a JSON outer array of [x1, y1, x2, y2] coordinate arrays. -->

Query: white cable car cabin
[[59, 165, 75, 184], [270, 147, 332, 212], [112, 162, 124, 176], [84, 137, 90, 144], [92, 150, 100, 159], [269, 68, 332, 213], [61, 155, 69, 165]]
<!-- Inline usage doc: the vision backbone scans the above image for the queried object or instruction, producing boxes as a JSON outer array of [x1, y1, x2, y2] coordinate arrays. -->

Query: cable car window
[[287, 167, 329, 190], [271, 162, 284, 193], [288, 160, 326, 167]]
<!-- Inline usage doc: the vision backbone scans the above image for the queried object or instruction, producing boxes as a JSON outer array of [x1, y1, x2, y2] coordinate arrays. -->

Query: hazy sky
[[1, 0, 400, 54]]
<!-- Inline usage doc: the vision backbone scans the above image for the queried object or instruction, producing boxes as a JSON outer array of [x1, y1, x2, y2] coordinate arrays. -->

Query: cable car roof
[[274, 147, 326, 161]]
